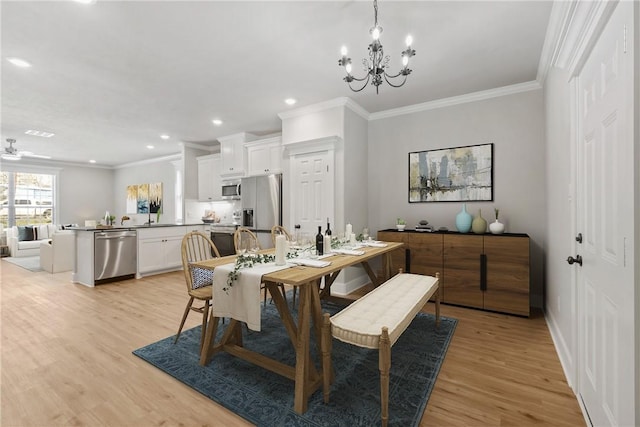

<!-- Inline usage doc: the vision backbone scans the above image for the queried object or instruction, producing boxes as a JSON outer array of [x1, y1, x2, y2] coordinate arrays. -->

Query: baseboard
[[544, 308, 575, 391]]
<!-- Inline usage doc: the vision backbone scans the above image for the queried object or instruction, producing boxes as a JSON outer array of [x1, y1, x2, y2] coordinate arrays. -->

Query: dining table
[[193, 240, 404, 414]]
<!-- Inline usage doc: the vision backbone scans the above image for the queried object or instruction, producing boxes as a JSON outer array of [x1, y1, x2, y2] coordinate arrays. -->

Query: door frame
[[284, 136, 339, 233], [567, 1, 635, 424]]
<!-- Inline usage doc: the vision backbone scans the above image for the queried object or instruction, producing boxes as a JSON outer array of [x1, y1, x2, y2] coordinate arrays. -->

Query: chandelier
[[338, 0, 415, 94]]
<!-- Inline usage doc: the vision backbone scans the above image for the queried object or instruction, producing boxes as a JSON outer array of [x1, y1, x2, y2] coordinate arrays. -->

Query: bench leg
[[379, 327, 391, 427], [321, 313, 332, 404]]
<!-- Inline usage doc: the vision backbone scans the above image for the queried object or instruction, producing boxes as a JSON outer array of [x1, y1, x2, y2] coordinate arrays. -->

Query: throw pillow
[[190, 265, 213, 289], [17, 226, 35, 242]]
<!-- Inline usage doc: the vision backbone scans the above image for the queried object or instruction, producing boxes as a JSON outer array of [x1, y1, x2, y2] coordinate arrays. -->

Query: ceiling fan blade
[[1, 153, 21, 161]]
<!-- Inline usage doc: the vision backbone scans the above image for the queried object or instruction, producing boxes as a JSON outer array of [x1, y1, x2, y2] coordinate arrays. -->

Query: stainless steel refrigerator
[[241, 174, 282, 232]]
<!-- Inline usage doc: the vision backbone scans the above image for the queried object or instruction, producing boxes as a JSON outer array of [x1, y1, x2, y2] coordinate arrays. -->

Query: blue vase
[[455, 203, 473, 233]]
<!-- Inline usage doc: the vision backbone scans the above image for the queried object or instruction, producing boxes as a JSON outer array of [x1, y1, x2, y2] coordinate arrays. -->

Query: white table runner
[[212, 262, 291, 331]]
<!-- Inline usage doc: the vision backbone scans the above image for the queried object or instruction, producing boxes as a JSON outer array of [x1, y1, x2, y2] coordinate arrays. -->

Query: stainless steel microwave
[[221, 181, 241, 200]]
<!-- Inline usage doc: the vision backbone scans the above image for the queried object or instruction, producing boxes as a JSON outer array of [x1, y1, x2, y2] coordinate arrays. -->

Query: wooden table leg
[[383, 252, 392, 280], [294, 283, 311, 414], [360, 260, 382, 287], [199, 312, 219, 366], [435, 272, 441, 327]]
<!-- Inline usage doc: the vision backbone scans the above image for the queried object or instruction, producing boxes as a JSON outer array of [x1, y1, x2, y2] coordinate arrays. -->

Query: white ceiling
[[1, 1, 552, 167]]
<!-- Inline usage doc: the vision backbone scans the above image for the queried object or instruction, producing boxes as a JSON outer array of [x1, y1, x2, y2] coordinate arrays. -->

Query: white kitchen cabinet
[[219, 132, 257, 179], [245, 136, 283, 176], [197, 154, 222, 201], [137, 226, 186, 276]]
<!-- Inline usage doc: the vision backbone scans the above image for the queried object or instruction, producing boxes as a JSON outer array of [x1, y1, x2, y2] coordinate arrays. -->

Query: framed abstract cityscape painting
[[408, 143, 493, 202]]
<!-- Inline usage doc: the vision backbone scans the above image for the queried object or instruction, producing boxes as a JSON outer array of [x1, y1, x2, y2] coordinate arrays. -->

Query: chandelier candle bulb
[[275, 235, 286, 266]]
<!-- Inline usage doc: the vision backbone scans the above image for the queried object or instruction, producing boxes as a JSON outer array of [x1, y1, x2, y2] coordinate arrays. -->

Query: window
[[0, 171, 55, 228]]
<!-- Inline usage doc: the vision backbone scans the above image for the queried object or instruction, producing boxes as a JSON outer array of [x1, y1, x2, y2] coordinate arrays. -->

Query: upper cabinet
[[245, 136, 283, 176], [219, 132, 257, 179], [197, 154, 222, 202]]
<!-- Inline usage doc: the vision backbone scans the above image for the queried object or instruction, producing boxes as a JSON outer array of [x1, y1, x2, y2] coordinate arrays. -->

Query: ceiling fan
[[2, 138, 51, 161]]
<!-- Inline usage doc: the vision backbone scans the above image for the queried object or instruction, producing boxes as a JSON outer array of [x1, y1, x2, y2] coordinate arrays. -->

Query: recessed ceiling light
[[160, 134, 170, 140], [7, 57, 32, 68], [74, 0, 96, 4], [212, 119, 223, 126], [25, 130, 55, 138], [284, 98, 297, 106], [146, 145, 155, 149], [89, 160, 96, 164]]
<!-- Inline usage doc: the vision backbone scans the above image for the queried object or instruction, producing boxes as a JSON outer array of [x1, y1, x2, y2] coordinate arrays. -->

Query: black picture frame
[[408, 143, 494, 202]]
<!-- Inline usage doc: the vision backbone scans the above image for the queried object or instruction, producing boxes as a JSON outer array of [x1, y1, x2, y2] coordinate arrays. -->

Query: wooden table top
[[193, 241, 404, 287]]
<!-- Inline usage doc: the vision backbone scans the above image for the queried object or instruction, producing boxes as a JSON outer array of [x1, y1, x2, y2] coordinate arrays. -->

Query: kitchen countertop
[[68, 223, 207, 231]]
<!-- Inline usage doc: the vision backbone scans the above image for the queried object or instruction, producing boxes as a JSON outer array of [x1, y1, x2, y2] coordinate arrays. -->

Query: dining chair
[[234, 226, 287, 306], [270, 225, 297, 307], [270, 225, 292, 244], [233, 226, 261, 254], [176, 231, 221, 351]]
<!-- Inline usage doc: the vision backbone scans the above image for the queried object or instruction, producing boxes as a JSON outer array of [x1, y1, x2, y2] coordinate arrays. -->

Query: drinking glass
[[362, 227, 370, 241], [247, 238, 259, 254]]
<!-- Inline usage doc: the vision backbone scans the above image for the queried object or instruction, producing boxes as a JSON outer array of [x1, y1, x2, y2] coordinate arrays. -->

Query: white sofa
[[40, 230, 75, 273], [6, 224, 61, 257]]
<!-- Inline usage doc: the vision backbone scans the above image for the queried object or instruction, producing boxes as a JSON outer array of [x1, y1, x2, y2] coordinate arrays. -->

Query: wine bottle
[[315, 225, 324, 256], [325, 218, 332, 236]]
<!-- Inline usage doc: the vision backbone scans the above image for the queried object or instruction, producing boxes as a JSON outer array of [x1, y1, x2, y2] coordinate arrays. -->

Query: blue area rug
[[133, 302, 457, 427]]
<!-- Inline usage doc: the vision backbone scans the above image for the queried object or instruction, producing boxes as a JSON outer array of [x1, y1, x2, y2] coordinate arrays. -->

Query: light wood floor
[[1, 260, 585, 426]]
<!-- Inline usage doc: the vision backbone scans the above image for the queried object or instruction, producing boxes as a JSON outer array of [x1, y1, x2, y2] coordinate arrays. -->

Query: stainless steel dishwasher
[[94, 230, 137, 283]]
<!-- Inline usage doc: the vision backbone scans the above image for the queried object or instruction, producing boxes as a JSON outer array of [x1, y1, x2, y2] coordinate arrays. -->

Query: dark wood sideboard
[[377, 229, 530, 317]]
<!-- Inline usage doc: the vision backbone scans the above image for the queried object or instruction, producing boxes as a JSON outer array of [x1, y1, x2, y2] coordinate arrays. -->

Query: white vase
[[396, 224, 406, 231], [489, 219, 505, 234]]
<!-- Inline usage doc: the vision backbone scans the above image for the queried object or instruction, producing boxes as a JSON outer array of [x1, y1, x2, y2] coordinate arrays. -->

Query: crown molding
[[0, 158, 112, 170], [114, 153, 182, 170], [0, 161, 63, 174], [369, 81, 542, 121], [181, 141, 218, 152], [217, 132, 258, 144], [538, 0, 617, 79], [342, 98, 370, 121], [278, 97, 369, 121], [536, 0, 575, 84]]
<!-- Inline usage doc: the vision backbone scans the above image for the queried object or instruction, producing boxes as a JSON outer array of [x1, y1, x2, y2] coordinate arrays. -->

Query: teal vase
[[455, 203, 473, 233]]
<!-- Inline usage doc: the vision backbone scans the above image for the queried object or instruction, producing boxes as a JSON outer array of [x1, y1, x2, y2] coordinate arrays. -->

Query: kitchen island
[[70, 223, 207, 287]]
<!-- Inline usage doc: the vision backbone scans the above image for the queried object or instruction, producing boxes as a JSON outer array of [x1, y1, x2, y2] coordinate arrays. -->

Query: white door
[[576, 2, 634, 425], [291, 151, 333, 241]]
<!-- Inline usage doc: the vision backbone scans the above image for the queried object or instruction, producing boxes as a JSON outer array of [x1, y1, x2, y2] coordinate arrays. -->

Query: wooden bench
[[321, 272, 440, 427]]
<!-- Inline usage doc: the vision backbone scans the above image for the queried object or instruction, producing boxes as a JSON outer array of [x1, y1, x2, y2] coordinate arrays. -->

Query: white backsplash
[[184, 199, 240, 224]]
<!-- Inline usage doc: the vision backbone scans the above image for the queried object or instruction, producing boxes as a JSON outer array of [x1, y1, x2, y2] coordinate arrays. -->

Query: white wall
[[342, 107, 369, 283], [368, 89, 547, 307], [183, 145, 212, 201], [543, 66, 576, 382], [57, 164, 114, 225], [113, 157, 178, 225]]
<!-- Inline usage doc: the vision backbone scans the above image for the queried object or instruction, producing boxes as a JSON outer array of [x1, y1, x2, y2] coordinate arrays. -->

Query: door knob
[[576, 233, 583, 243], [567, 255, 583, 266]]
